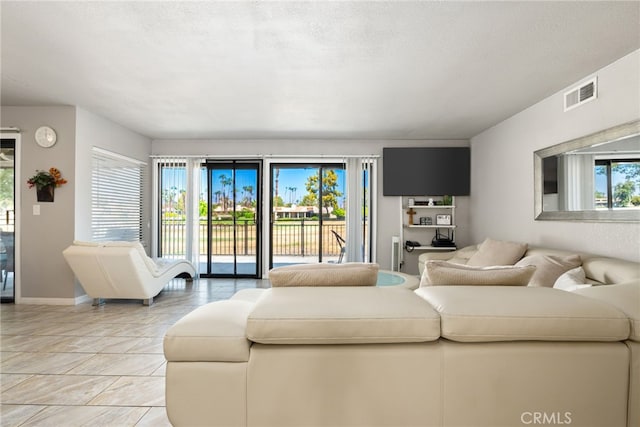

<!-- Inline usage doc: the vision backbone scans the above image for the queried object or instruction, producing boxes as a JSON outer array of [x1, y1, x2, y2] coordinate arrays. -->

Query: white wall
[[1, 106, 78, 301], [75, 108, 152, 248], [152, 138, 470, 273], [470, 50, 640, 262]]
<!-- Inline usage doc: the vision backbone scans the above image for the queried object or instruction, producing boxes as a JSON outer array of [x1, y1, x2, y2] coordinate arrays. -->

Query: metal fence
[[160, 218, 346, 257], [0, 209, 14, 233]]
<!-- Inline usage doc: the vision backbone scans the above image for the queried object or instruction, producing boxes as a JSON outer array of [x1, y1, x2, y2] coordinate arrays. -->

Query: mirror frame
[[534, 119, 640, 222]]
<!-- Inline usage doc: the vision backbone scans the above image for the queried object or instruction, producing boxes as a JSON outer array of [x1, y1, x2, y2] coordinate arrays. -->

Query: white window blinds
[[91, 148, 146, 242]]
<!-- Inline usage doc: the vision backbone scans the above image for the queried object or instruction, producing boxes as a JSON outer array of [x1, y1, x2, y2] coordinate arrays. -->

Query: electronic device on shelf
[[432, 230, 455, 247], [405, 240, 422, 252]]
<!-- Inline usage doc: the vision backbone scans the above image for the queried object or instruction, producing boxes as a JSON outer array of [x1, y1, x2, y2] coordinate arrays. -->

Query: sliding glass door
[[206, 161, 261, 277], [270, 164, 346, 268], [0, 138, 15, 303]]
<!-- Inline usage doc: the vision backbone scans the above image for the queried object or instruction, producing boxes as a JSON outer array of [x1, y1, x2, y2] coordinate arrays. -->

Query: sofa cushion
[[246, 287, 440, 344], [269, 262, 379, 287], [164, 300, 255, 362], [466, 238, 528, 267], [515, 254, 582, 287], [231, 288, 268, 303], [414, 286, 630, 342], [573, 280, 640, 342], [420, 261, 535, 287]]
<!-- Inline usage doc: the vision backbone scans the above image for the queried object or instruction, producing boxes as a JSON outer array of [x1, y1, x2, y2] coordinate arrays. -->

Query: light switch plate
[[33, 205, 40, 215]]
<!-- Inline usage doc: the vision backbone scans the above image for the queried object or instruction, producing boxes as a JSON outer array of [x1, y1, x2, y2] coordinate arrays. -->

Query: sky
[[271, 166, 345, 206]]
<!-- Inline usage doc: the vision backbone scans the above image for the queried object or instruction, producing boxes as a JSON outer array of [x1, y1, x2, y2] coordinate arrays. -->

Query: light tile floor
[[0, 278, 269, 427]]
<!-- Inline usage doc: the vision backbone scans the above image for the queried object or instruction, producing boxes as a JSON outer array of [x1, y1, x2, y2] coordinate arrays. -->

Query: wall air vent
[[564, 77, 597, 112]]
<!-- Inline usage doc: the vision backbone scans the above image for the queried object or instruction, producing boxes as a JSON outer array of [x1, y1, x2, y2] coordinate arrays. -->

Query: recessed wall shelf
[[402, 196, 457, 252]]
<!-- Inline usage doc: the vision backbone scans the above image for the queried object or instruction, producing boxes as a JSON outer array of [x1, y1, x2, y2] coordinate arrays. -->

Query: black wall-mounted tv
[[382, 147, 470, 196]]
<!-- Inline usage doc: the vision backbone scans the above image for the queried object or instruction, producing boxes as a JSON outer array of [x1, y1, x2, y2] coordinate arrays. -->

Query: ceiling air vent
[[564, 77, 597, 112]]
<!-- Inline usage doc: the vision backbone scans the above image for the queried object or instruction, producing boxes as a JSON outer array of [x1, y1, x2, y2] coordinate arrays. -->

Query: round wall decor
[[35, 126, 57, 148]]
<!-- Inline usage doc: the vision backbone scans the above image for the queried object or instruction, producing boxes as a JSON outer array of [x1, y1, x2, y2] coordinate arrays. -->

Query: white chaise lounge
[[63, 241, 196, 305]]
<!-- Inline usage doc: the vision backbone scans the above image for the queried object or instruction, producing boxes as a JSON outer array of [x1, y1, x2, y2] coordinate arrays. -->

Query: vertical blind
[[91, 148, 146, 242], [154, 157, 202, 268], [156, 158, 188, 258], [345, 157, 376, 263]]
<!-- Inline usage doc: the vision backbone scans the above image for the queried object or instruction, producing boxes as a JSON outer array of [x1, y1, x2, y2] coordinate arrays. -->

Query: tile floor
[[0, 277, 269, 427]]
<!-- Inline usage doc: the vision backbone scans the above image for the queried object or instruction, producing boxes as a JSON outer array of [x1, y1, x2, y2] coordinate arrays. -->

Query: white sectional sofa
[[163, 244, 639, 427]]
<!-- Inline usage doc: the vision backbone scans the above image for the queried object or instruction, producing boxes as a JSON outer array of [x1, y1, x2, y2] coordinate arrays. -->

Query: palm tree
[[286, 186, 296, 205], [243, 185, 254, 206], [274, 168, 280, 207], [219, 174, 232, 211]]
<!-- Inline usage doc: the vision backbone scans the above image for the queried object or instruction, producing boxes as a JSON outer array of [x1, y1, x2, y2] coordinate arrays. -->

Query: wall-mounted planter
[[36, 185, 55, 202]]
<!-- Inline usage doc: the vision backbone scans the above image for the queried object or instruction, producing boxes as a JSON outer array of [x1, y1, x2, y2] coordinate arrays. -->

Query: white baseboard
[[75, 294, 93, 304], [17, 294, 92, 305]]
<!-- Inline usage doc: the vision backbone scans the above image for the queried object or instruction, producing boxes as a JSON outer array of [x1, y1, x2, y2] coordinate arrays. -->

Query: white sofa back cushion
[[247, 287, 440, 344], [415, 286, 630, 342]]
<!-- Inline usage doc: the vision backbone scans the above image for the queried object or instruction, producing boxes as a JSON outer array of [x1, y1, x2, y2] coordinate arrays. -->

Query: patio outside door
[[270, 163, 346, 268], [205, 161, 261, 277]]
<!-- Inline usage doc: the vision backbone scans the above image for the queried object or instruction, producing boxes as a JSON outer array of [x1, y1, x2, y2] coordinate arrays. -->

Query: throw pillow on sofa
[[269, 262, 379, 287], [466, 238, 528, 267], [515, 254, 582, 287], [420, 260, 536, 287], [553, 266, 592, 292]]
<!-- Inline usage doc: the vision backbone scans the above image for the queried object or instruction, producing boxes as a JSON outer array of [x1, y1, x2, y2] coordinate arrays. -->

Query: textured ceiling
[[1, 1, 639, 140]]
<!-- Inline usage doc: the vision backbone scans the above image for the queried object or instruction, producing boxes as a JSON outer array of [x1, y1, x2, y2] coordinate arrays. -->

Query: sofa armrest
[[574, 280, 640, 342], [164, 299, 256, 362]]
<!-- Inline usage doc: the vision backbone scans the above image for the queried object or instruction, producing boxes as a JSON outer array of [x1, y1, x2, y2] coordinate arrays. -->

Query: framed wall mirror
[[534, 119, 640, 222]]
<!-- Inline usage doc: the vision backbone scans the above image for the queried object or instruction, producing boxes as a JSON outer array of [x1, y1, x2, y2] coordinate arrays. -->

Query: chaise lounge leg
[[92, 298, 104, 306], [143, 297, 153, 306]]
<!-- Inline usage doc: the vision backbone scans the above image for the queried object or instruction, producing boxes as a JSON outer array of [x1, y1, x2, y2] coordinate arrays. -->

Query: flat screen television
[[383, 147, 470, 196]]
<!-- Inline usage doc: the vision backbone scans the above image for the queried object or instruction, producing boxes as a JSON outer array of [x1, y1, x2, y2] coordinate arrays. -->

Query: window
[[594, 159, 640, 209], [91, 148, 146, 242]]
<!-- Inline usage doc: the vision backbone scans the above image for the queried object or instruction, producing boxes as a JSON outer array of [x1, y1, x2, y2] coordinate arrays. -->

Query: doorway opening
[[204, 160, 261, 278], [0, 138, 16, 303]]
